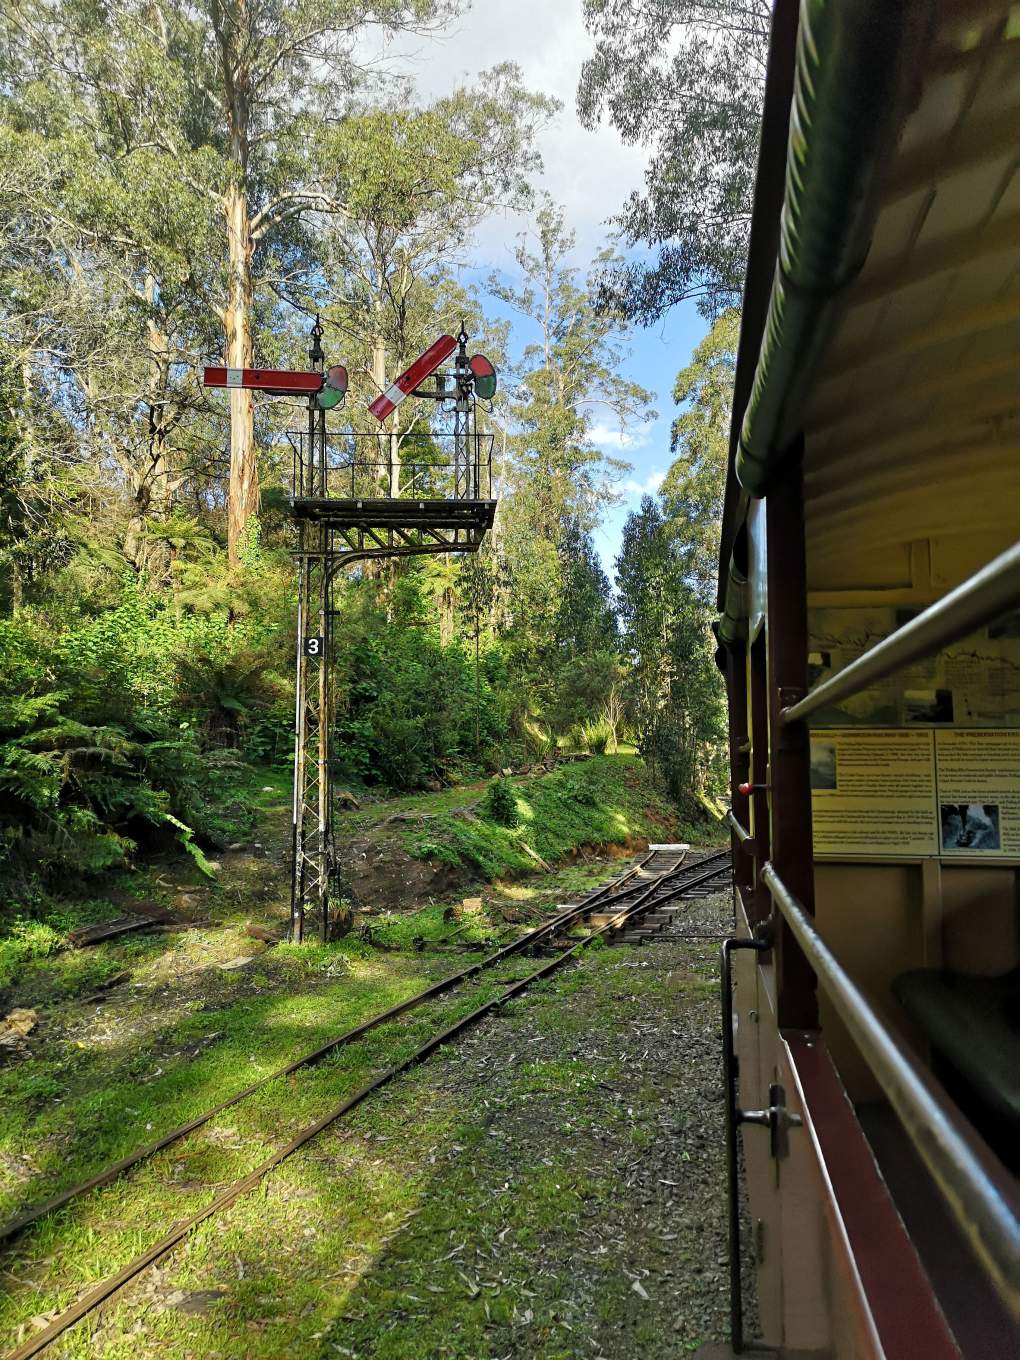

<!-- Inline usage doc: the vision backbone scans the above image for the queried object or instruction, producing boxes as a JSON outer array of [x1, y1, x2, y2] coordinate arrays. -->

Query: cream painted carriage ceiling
[[802, 1, 1020, 592]]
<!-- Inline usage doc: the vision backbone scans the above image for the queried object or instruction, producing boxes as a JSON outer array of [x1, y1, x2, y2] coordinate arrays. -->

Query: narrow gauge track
[[0, 844, 696, 1248], [0, 843, 701, 1245], [609, 856, 735, 946], [3, 845, 730, 1360]]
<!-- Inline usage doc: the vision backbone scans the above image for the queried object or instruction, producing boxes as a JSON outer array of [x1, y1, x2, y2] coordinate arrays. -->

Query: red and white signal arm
[[368, 334, 458, 422], [203, 366, 323, 395]]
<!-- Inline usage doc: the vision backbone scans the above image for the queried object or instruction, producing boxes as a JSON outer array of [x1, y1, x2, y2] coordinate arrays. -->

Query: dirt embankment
[[343, 834, 465, 913], [342, 831, 649, 914], [336, 755, 701, 914]]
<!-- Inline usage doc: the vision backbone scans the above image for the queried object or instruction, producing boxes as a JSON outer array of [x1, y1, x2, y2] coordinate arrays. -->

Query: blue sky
[[590, 301, 706, 582], [373, 1, 711, 582], [477, 278, 707, 582]]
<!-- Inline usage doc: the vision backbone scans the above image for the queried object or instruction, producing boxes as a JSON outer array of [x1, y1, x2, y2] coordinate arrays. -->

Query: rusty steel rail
[[614, 854, 734, 946], [0, 847, 687, 1248], [601, 851, 730, 931], [573, 846, 661, 907], [3, 848, 725, 1360], [762, 862, 1020, 1319]]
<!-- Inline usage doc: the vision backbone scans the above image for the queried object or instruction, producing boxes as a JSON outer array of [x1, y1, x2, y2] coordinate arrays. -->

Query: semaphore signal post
[[204, 322, 497, 942]]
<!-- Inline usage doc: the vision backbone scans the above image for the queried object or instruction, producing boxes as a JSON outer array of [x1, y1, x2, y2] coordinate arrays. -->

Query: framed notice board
[[811, 728, 1020, 860]]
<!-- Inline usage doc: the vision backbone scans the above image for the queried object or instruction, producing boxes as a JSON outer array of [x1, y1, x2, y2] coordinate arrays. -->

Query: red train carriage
[[714, 2, 1020, 1355]]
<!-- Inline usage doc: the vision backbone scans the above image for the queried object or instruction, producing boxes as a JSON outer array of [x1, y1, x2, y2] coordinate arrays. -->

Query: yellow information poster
[[934, 729, 1020, 856], [810, 729, 938, 857]]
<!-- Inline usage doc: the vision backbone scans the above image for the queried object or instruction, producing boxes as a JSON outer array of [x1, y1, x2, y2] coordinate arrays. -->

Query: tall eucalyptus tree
[[577, 0, 770, 321], [615, 311, 736, 805], [2, 0, 459, 557], [487, 199, 653, 719], [309, 67, 553, 493]]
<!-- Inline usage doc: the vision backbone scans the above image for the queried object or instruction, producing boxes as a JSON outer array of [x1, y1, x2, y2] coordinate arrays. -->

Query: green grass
[[394, 755, 706, 879], [0, 754, 725, 1357], [0, 898, 128, 998], [0, 947, 457, 1223], [21, 942, 727, 1358], [358, 901, 504, 952], [0, 957, 512, 1337], [234, 762, 292, 812], [0, 854, 634, 1240], [0, 853, 634, 1237]]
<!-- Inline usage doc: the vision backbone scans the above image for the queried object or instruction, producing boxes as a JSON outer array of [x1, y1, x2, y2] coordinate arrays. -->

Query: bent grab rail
[[761, 862, 1020, 1318], [780, 540, 1020, 725], [726, 810, 755, 855]]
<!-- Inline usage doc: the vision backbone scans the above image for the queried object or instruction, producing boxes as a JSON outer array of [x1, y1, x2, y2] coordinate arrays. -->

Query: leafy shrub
[[578, 717, 614, 755], [566, 717, 614, 755], [562, 725, 583, 754], [330, 588, 512, 790], [556, 773, 599, 808], [483, 776, 519, 827], [411, 837, 463, 867], [0, 919, 63, 990], [521, 720, 553, 763], [0, 581, 269, 888]]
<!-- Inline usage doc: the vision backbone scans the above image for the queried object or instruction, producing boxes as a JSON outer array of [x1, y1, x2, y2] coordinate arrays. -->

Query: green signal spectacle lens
[[316, 364, 349, 409], [469, 354, 497, 400]]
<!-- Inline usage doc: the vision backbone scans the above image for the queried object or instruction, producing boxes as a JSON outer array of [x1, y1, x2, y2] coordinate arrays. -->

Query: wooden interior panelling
[[814, 863, 929, 1100], [941, 865, 1020, 972], [799, 3, 1020, 566]]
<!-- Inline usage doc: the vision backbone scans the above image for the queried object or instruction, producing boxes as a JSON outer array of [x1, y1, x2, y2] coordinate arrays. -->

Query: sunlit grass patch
[[396, 755, 705, 880]]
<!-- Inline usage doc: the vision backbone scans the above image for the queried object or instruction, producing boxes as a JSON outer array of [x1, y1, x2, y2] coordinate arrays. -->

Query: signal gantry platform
[[287, 328, 498, 944]]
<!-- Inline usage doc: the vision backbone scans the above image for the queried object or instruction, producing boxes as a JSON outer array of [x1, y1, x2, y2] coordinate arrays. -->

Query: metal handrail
[[726, 810, 756, 855], [761, 861, 1020, 1317], [721, 934, 771, 1353], [781, 540, 1020, 724], [288, 429, 494, 503]]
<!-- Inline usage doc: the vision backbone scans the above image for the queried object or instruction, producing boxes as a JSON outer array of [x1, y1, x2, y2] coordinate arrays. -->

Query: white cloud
[[589, 422, 651, 452], [359, 4, 649, 261], [621, 469, 666, 498]]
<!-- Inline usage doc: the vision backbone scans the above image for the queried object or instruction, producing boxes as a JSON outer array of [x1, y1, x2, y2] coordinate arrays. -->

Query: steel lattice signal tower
[[288, 324, 496, 942]]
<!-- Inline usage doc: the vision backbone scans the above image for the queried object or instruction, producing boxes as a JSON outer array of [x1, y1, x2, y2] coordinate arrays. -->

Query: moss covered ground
[[3, 905, 733, 1359], [0, 756, 726, 1356], [348, 754, 705, 884]]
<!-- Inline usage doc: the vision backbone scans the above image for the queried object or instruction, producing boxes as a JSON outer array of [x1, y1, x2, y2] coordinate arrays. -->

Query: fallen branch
[[519, 843, 552, 872], [67, 916, 165, 948]]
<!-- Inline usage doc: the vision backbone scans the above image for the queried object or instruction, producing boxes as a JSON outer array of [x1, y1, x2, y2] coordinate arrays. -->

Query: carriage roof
[[719, 0, 1020, 611]]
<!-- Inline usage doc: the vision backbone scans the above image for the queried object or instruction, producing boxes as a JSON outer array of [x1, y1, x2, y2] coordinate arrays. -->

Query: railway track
[[2, 843, 730, 1360], [605, 854, 734, 945]]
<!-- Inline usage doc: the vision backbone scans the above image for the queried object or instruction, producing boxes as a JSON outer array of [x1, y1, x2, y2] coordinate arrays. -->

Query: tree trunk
[[211, 0, 258, 564], [224, 178, 257, 561], [371, 334, 393, 496], [439, 576, 455, 646], [123, 481, 151, 573], [145, 291, 175, 581], [11, 358, 34, 614], [389, 428, 400, 498]]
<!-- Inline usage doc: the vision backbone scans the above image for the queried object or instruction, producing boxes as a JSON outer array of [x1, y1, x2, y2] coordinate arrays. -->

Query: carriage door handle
[[738, 1082, 803, 1159]]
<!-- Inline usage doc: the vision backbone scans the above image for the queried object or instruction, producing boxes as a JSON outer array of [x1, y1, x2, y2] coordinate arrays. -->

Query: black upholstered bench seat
[[892, 967, 1020, 1134]]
